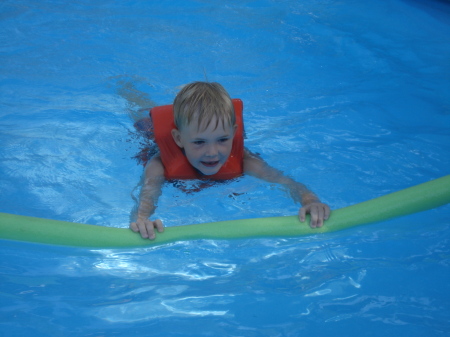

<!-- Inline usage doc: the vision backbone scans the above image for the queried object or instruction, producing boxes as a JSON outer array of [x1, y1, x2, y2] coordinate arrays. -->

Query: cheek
[[184, 145, 201, 159], [221, 142, 233, 155]]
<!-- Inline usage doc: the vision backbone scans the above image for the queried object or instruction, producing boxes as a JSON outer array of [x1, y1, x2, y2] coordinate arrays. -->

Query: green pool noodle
[[0, 175, 449, 248]]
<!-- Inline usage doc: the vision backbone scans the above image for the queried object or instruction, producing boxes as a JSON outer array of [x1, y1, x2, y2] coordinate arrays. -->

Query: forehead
[[180, 115, 233, 136], [180, 114, 233, 133]]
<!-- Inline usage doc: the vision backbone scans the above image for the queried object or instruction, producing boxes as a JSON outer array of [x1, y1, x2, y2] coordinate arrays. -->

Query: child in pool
[[130, 82, 330, 239]]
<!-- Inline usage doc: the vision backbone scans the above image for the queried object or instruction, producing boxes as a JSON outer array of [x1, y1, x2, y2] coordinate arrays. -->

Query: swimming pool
[[1, 0, 450, 336]]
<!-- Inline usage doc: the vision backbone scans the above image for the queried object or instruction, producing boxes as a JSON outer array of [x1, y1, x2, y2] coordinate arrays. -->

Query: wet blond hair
[[173, 82, 235, 131]]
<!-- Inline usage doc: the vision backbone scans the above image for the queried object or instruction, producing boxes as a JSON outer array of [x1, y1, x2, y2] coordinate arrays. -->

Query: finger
[[310, 208, 319, 228], [145, 222, 156, 240], [154, 219, 164, 233], [137, 221, 150, 239], [324, 205, 331, 220], [130, 222, 139, 232], [299, 207, 307, 222], [316, 207, 324, 228]]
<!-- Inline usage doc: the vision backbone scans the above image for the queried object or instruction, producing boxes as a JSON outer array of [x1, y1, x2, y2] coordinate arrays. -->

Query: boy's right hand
[[130, 218, 164, 240]]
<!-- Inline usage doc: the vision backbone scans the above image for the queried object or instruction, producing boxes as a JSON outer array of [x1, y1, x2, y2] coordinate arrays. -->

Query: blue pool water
[[1, 0, 450, 336]]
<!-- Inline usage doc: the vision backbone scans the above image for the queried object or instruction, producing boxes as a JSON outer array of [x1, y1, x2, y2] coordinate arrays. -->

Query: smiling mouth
[[201, 160, 219, 168]]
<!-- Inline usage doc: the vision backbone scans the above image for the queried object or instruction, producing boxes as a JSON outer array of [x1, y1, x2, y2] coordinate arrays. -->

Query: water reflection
[[94, 294, 234, 322]]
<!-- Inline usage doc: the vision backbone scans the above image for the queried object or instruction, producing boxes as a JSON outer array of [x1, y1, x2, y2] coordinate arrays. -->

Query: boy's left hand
[[299, 202, 330, 228]]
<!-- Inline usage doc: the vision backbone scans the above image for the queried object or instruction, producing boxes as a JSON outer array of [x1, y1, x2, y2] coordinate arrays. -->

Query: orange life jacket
[[150, 98, 244, 180]]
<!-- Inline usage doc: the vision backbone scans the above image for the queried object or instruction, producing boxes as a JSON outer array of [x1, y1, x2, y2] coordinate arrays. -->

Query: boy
[[130, 82, 330, 239]]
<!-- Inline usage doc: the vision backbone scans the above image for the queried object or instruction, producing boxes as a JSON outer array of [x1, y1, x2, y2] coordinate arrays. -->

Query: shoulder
[[243, 148, 267, 174], [144, 154, 165, 178], [243, 148, 265, 162], [243, 148, 259, 159]]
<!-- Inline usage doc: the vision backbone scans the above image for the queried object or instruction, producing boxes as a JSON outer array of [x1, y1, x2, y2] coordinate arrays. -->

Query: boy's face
[[171, 116, 237, 176]]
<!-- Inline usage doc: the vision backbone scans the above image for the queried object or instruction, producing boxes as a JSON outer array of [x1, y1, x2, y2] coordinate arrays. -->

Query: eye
[[193, 140, 205, 145], [219, 137, 230, 143]]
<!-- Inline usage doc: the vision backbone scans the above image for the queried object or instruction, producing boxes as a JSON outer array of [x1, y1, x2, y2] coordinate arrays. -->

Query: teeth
[[202, 161, 218, 166]]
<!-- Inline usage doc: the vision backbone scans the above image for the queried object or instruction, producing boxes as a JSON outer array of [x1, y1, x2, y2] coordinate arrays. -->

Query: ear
[[171, 128, 183, 148]]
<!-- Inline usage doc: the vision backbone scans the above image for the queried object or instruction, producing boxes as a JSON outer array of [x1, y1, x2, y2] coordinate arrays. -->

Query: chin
[[201, 169, 220, 176], [199, 165, 222, 176]]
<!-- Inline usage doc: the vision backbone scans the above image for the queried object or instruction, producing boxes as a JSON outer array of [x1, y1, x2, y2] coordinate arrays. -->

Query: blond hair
[[173, 82, 235, 131]]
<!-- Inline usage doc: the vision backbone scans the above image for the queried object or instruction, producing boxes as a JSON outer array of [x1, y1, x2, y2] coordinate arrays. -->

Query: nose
[[205, 143, 218, 156]]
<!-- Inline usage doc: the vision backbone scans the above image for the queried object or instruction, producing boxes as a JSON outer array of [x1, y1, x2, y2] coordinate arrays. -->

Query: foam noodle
[[1, 175, 449, 248]]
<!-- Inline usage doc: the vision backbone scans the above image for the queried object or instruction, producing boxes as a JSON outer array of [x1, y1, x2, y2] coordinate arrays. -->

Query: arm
[[129, 155, 165, 239], [243, 149, 330, 228]]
